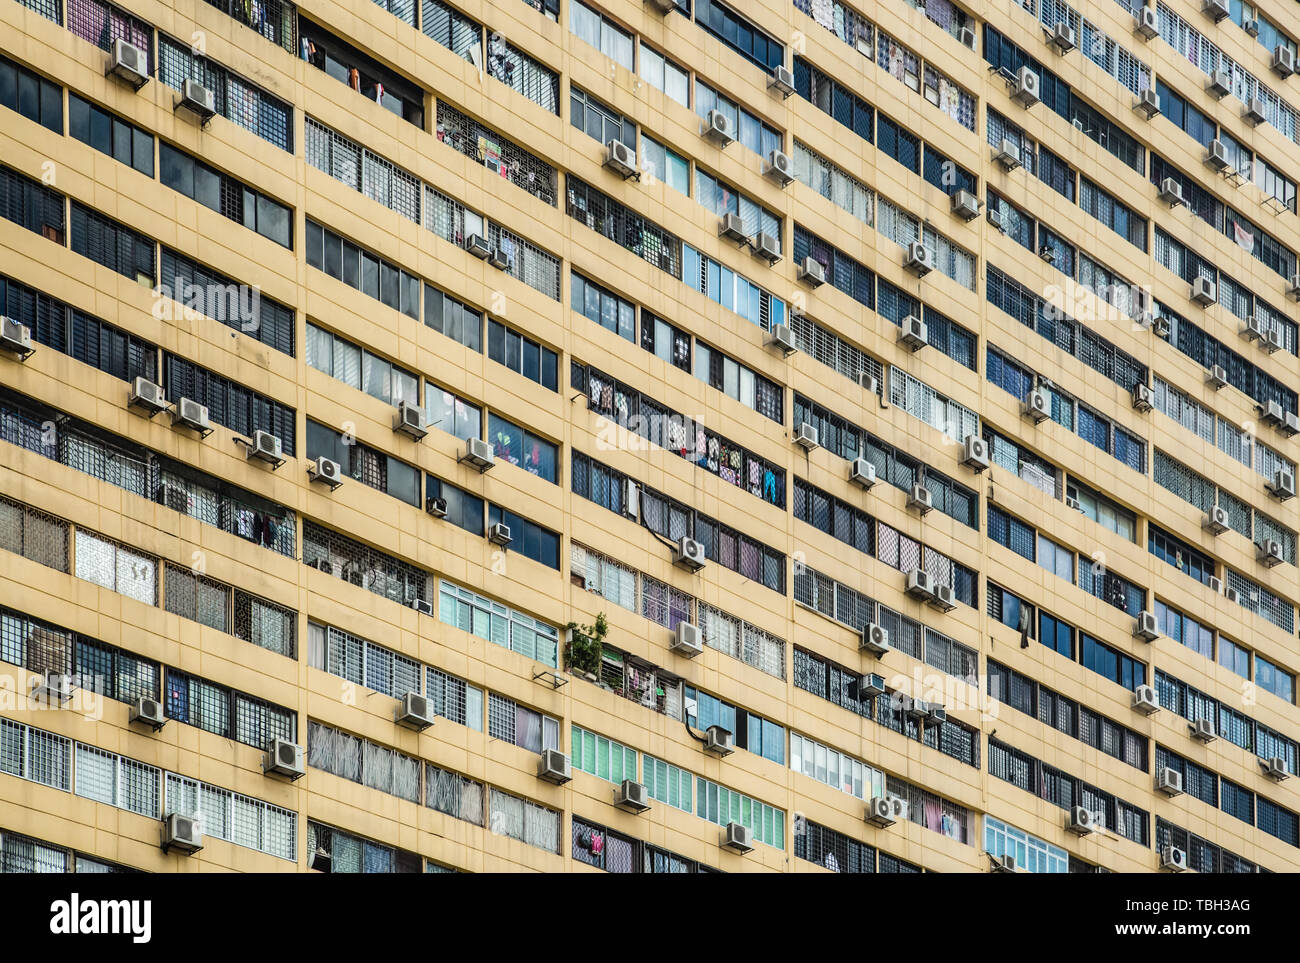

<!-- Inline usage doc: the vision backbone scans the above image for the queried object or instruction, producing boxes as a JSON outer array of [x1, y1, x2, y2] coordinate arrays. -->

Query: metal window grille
[[0, 495, 70, 573], [66, 0, 152, 70], [202, 0, 297, 53], [437, 101, 556, 205], [565, 177, 680, 275]]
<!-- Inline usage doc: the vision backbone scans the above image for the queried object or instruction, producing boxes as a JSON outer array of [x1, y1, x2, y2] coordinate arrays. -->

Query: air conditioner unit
[[1242, 315, 1266, 342], [858, 371, 880, 394], [672, 620, 704, 657], [899, 314, 928, 351], [246, 429, 284, 467], [1290, 274, 1300, 301], [395, 692, 434, 730], [624, 479, 640, 522], [1225, 586, 1240, 604], [993, 138, 1021, 170], [263, 738, 305, 780], [768, 64, 796, 98], [1135, 7, 1159, 40], [0, 316, 34, 360], [1206, 364, 1228, 389], [1204, 505, 1230, 534], [1265, 329, 1284, 354], [1065, 495, 1082, 511], [719, 212, 748, 243], [721, 821, 753, 853], [1262, 399, 1286, 425], [1022, 387, 1050, 424], [961, 435, 990, 472], [488, 245, 510, 270], [904, 241, 934, 277], [538, 748, 572, 784], [129, 696, 166, 731], [1134, 87, 1160, 118], [1192, 276, 1218, 306], [930, 583, 957, 612], [674, 537, 707, 572], [1156, 767, 1184, 796], [176, 78, 217, 123], [991, 853, 1021, 873], [751, 231, 781, 264], [410, 598, 434, 616], [1284, 412, 1300, 438], [905, 568, 934, 600], [393, 401, 427, 440], [488, 522, 512, 546], [1189, 718, 1217, 743], [1133, 685, 1160, 715], [798, 257, 826, 287], [1258, 539, 1284, 567], [1160, 846, 1188, 872], [615, 779, 651, 813], [959, 26, 977, 50], [1134, 610, 1159, 642], [1244, 97, 1267, 125], [461, 436, 496, 471], [1153, 316, 1171, 338], [465, 234, 492, 259], [865, 795, 899, 828], [603, 139, 638, 179], [860, 622, 890, 656], [764, 149, 795, 186], [425, 495, 448, 518], [861, 673, 887, 697], [987, 206, 1006, 232], [171, 397, 211, 435], [1049, 22, 1076, 53], [308, 455, 343, 490], [794, 422, 819, 450], [1066, 806, 1097, 835], [1157, 178, 1184, 207], [926, 703, 947, 724], [646, 0, 677, 13], [1012, 66, 1040, 107], [308, 557, 333, 575], [107, 38, 150, 89], [1268, 469, 1296, 500], [705, 726, 735, 757], [907, 483, 933, 515], [1207, 70, 1231, 99], [1273, 45, 1296, 78], [950, 189, 980, 221], [1244, 19, 1259, 37], [767, 323, 797, 355], [702, 109, 735, 146], [1206, 138, 1231, 172], [161, 813, 203, 854], [1130, 382, 1153, 412], [901, 696, 928, 720], [31, 671, 70, 707], [1260, 757, 1289, 781], [1208, 575, 1223, 593], [128, 376, 168, 416], [850, 457, 878, 489], [1202, 0, 1229, 22]]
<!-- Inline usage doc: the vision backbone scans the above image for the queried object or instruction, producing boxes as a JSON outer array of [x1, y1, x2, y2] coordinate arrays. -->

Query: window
[[487, 415, 557, 483], [69, 94, 152, 177], [692, 342, 782, 423], [695, 80, 782, 157], [438, 579, 558, 667], [639, 45, 688, 107], [69, 202, 154, 284], [1219, 637, 1250, 680], [487, 320, 557, 391], [307, 821, 421, 873], [307, 421, 420, 506], [1082, 633, 1145, 689], [300, 19, 425, 126], [425, 477, 483, 536], [160, 248, 294, 355], [571, 272, 635, 342], [306, 722, 421, 802], [984, 816, 1068, 873], [488, 505, 560, 569], [640, 312, 691, 372], [73, 530, 155, 605], [571, 725, 637, 782], [570, 86, 634, 147], [694, 0, 783, 72], [489, 789, 560, 853], [488, 693, 558, 753], [425, 665, 483, 730], [305, 323, 417, 407], [424, 384, 481, 442], [163, 353, 296, 454], [437, 101, 557, 206], [569, 0, 632, 71], [1256, 656, 1295, 704], [485, 31, 559, 114], [640, 135, 689, 195], [158, 143, 290, 248], [305, 219, 420, 320], [681, 243, 785, 331], [0, 54, 62, 133]]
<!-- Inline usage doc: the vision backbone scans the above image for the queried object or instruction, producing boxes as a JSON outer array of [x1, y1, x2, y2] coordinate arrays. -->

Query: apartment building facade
[[0, 0, 1298, 873]]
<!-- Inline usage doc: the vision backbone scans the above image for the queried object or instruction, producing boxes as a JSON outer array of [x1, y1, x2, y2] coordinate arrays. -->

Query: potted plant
[[566, 612, 608, 682]]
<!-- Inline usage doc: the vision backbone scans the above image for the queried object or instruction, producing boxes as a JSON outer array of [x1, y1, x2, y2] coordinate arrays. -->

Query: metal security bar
[[0, 494, 70, 573], [436, 101, 556, 205], [203, 0, 296, 53], [303, 520, 431, 605], [66, 0, 152, 71]]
